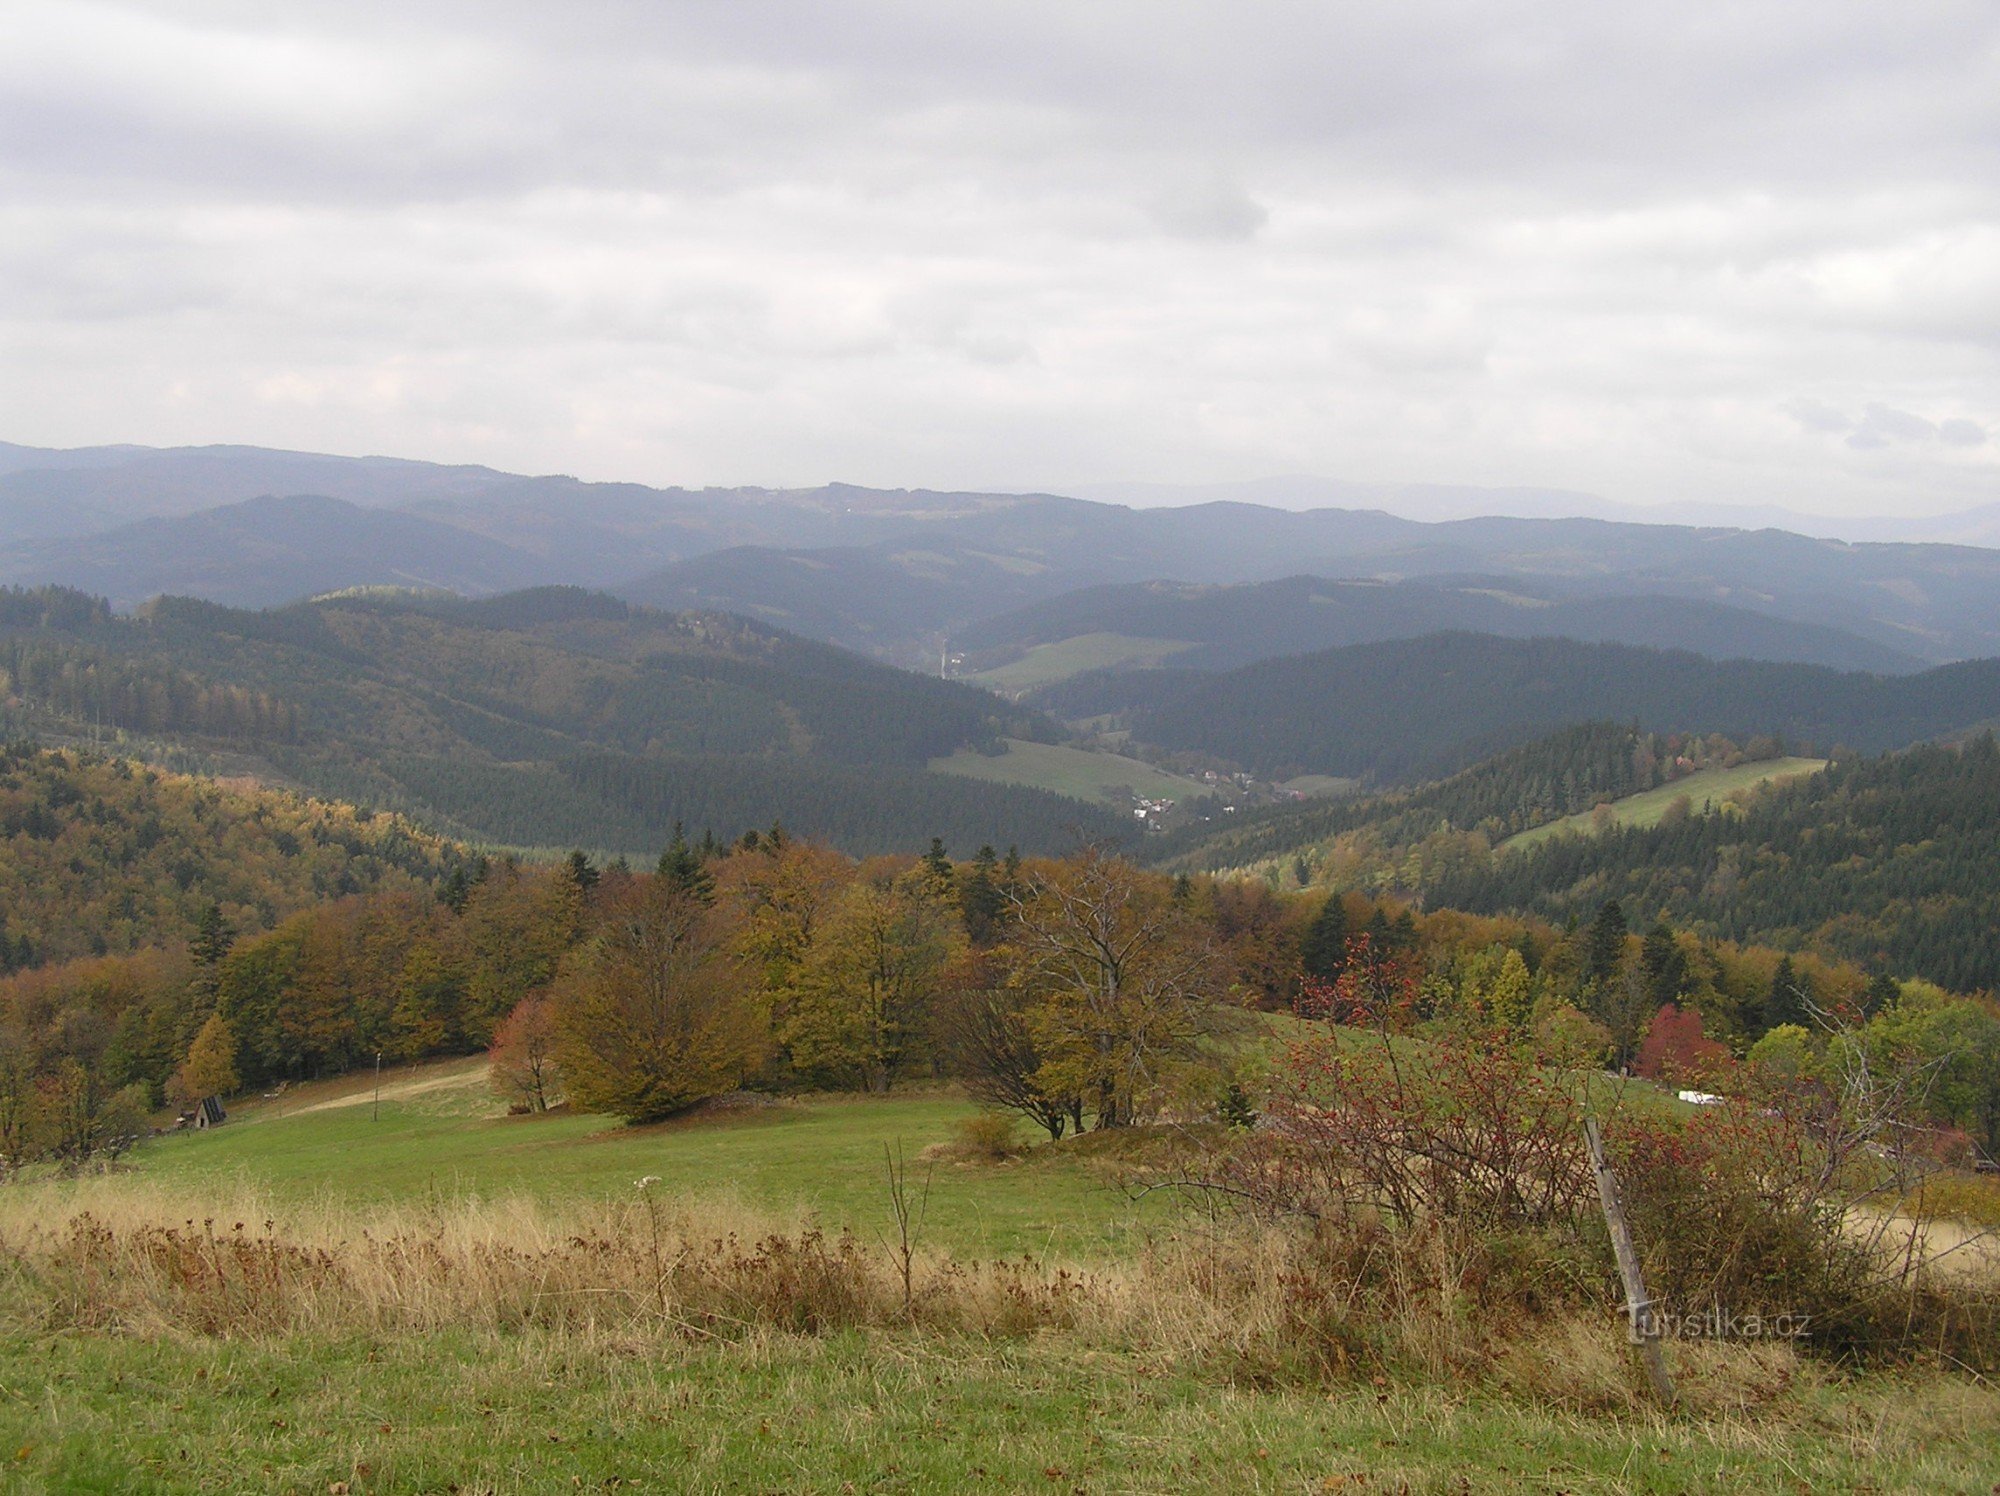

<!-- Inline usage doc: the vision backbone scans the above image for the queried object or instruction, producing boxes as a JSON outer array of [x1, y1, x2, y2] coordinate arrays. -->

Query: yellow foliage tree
[[1006, 846, 1227, 1129], [180, 1011, 240, 1100], [782, 873, 964, 1091]]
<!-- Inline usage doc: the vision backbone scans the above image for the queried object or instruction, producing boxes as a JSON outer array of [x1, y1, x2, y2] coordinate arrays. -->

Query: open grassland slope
[[2, 1160, 1998, 1494], [965, 632, 1197, 693], [1503, 757, 1827, 850]]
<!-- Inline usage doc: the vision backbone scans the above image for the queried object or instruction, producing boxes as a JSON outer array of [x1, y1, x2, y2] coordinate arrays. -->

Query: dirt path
[[283, 1067, 486, 1116]]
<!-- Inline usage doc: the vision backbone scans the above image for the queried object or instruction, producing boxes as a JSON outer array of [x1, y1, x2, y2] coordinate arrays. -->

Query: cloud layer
[[4, 0, 1996, 516]]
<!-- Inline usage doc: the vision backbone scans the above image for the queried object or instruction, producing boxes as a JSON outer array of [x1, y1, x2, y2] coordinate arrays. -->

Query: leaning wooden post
[[1583, 1114, 1676, 1406]]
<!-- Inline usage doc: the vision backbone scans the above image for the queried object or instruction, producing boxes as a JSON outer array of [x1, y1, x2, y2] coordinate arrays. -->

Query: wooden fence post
[[1583, 1114, 1677, 1406]]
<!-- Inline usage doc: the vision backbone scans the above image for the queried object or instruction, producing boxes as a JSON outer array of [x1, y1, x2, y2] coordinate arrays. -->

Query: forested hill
[[0, 585, 1122, 856], [1428, 736, 2000, 993], [1146, 721, 1665, 874], [1125, 632, 2000, 782], [0, 743, 449, 970]]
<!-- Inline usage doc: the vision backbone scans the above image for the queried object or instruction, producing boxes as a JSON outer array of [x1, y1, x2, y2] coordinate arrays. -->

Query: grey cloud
[[1789, 401, 1853, 434], [2, 0, 1997, 516], [1147, 172, 1269, 241]]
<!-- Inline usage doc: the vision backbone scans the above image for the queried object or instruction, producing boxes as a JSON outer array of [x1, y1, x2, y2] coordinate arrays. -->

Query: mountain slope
[[1429, 736, 2000, 993], [0, 495, 550, 609], [0, 743, 449, 970], [0, 586, 1121, 856], [1126, 633, 2000, 782]]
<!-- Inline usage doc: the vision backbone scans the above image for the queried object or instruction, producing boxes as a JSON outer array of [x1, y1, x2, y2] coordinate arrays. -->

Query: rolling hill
[[0, 742, 450, 970], [1429, 735, 2000, 993]]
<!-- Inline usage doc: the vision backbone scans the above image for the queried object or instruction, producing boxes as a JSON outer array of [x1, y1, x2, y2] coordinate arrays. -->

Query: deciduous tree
[[554, 879, 761, 1123]]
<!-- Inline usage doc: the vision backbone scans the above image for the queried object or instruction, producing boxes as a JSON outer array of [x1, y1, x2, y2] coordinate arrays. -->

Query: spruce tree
[[657, 822, 715, 905], [1300, 894, 1349, 983], [1584, 900, 1628, 986], [1764, 956, 1808, 1032]]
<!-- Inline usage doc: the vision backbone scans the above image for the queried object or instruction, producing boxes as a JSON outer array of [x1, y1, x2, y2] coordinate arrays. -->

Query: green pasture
[[963, 632, 1197, 692], [929, 736, 1205, 804], [130, 1060, 1174, 1260], [1504, 757, 1827, 851]]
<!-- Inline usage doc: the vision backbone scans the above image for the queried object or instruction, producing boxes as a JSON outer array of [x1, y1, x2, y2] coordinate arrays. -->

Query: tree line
[[5, 803, 1993, 1170]]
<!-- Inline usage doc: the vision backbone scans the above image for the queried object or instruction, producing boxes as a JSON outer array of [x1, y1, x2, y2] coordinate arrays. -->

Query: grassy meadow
[[5, 1058, 2000, 1492], [124, 1059, 1171, 1260], [929, 737, 1206, 806], [1504, 757, 1827, 851]]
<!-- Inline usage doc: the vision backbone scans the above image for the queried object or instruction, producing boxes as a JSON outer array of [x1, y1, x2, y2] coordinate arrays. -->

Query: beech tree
[[782, 873, 963, 1091], [553, 879, 762, 1122], [938, 982, 1081, 1140], [176, 1011, 239, 1102]]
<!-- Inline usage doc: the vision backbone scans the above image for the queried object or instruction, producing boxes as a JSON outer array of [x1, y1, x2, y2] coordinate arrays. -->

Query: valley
[[4, 443, 2000, 1494]]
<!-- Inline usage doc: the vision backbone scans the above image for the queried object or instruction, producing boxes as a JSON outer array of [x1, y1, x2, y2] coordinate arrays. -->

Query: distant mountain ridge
[[0, 583, 1119, 857], [957, 575, 1923, 677], [5, 440, 2000, 666]]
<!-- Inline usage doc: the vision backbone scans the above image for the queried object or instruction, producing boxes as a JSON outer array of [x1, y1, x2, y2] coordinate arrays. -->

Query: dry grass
[[8, 1178, 2000, 1491], [3, 1173, 1966, 1415]]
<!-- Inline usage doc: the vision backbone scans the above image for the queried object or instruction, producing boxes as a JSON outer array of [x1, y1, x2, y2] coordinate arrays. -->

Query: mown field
[[5, 1059, 2000, 1493], [929, 737, 1206, 807], [1504, 757, 1827, 850], [964, 633, 1196, 693]]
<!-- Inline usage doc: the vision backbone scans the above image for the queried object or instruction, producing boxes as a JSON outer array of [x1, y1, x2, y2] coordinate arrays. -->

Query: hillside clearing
[[929, 736, 1206, 804], [964, 632, 1197, 691], [1504, 756, 1827, 850]]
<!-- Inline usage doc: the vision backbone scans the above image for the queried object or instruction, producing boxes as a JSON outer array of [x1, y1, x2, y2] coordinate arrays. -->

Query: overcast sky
[[4, 0, 1997, 517]]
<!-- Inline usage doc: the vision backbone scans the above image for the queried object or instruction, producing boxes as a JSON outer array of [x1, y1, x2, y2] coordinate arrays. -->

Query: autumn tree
[[0, 1024, 32, 1169], [1634, 1002, 1730, 1085], [1484, 946, 1535, 1036], [782, 871, 964, 1091], [1004, 846, 1227, 1129], [175, 1011, 239, 1103], [554, 878, 762, 1123], [936, 980, 1080, 1140], [489, 991, 563, 1112]]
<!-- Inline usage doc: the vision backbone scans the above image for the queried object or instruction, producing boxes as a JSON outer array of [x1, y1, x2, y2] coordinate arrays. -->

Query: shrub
[[953, 1111, 1020, 1161]]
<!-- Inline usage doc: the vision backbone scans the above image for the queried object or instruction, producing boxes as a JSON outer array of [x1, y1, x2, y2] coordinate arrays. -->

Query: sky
[[4, 0, 1998, 519]]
